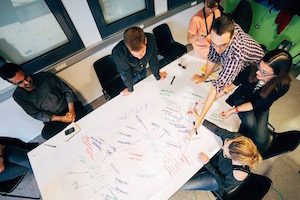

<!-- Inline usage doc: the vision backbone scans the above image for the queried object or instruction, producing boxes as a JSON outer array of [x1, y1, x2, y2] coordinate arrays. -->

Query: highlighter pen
[[170, 76, 176, 85], [193, 121, 198, 135]]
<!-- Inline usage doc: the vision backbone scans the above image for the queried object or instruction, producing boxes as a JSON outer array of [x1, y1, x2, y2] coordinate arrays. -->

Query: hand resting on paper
[[191, 74, 206, 84], [120, 88, 132, 96], [198, 152, 210, 165], [159, 71, 168, 80]]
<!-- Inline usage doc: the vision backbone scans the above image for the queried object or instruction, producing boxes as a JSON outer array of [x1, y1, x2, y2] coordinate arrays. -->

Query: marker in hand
[[170, 76, 176, 85]]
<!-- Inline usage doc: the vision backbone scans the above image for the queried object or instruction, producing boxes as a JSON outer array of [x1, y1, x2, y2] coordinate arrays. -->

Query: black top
[[226, 65, 290, 112], [202, 120, 250, 195], [13, 72, 77, 122], [112, 33, 160, 92]]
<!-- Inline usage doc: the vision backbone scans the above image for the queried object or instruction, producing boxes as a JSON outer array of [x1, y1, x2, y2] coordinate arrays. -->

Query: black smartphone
[[65, 127, 75, 135]]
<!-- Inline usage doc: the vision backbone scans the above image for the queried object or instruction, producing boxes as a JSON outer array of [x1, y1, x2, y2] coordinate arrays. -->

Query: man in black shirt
[[0, 63, 87, 139], [112, 27, 168, 96]]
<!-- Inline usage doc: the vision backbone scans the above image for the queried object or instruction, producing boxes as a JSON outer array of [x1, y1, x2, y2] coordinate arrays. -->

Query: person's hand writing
[[191, 74, 205, 84], [198, 152, 210, 164], [120, 88, 132, 96], [188, 108, 201, 137], [160, 71, 168, 80], [220, 109, 235, 119]]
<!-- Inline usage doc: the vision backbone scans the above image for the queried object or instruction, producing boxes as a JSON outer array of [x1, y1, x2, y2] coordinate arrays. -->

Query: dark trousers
[[229, 97, 269, 149], [41, 101, 87, 140], [238, 110, 269, 149]]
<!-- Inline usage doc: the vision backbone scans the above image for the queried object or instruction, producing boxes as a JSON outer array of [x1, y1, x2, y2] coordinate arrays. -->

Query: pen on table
[[193, 121, 198, 135], [170, 76, 176, 85], [44, 144, 56, 148], [204, 79, 213, 83]]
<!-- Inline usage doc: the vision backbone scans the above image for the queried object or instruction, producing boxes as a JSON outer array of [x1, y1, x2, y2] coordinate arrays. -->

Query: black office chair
[[259, 124, 300, 159], [152, 23, 187, 63], [93, 55, 126, 100], [212, 173, 272, 200], [276, 40, 293, 52], [227, 0, 252, 33]]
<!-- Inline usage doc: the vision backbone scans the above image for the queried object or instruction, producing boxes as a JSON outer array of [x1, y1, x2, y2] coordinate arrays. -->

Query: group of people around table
[[0, 0, 293, 197]]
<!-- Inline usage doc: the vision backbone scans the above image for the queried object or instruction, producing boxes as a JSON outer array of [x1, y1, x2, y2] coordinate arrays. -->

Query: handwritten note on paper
[[54, 86, 221, 200]]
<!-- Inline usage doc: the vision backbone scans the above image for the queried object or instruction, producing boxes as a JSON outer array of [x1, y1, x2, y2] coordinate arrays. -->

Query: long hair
[[249, 49, 292, 98], [228, 136, 262, 169]]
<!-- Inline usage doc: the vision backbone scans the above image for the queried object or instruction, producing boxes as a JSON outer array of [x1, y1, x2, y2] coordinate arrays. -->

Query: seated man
[[0, 137, 38, 182], [0, 63, 87, 140], [112, 26, 168, 96]]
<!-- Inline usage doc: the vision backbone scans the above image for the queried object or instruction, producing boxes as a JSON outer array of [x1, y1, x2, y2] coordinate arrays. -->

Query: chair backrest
[[221, 173, 272, 200], [153, 23, 175, 51], [94, 55, 119, 87], [230, 0, 252, 33], [93, 55, 125, 99], [260, 129, 300, 159], [276, 40, 293, 52]]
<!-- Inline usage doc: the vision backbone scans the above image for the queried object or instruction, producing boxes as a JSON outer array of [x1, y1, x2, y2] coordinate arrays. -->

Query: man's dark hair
[[211, 15, 235, 37], [124, 27, 145, 51], [0, 63, 23, 81]]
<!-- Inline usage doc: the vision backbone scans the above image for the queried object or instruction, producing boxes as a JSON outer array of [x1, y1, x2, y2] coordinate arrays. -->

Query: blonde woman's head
[[222, 136, 262, 168]]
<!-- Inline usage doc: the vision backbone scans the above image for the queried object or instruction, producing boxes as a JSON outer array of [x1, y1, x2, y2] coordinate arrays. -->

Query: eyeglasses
[[211, 39, 231, 50], [16, 74, 29, 86], [256, 63, 275, 77]]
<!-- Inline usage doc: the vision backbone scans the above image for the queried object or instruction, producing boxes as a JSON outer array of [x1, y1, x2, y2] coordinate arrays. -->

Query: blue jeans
[[132, 69, 147, 85], [238, 109, 269, 147], [182, 171, 219, 191]]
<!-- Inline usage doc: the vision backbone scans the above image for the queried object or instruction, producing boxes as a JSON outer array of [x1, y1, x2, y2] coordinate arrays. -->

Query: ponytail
[[229, 136, 262, 169]]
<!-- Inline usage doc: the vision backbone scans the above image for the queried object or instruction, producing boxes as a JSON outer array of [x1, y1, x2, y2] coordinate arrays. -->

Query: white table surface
[[28, 52, 240, 200]]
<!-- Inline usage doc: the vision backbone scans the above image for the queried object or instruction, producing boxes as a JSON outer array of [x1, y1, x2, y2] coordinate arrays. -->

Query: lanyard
[[203, 9, 215, 36]]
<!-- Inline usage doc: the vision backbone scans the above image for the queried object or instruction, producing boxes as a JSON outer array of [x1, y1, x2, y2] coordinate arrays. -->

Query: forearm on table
[[204, 60, 216, 79]]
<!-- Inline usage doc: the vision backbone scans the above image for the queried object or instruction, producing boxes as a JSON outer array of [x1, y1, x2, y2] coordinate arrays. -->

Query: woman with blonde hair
[[182, 119, 262, 196]]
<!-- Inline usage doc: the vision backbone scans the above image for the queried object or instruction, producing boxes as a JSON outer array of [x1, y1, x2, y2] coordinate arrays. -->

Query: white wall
[[0, 1, 203, 142]]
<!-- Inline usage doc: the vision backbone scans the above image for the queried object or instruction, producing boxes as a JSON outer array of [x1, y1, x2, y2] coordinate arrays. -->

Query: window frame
[[16, 0, 84, 74], [87, 0, 155, 39], [168, 0, 201, 11]]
